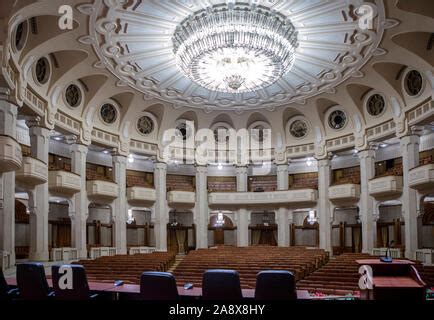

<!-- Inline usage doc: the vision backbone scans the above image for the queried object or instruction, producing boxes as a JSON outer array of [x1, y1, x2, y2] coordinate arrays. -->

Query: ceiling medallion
[[89, 1, 388, 111], [172, 3, 298, 93]]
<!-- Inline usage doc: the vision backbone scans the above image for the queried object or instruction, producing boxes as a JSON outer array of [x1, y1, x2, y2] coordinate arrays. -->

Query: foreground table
[[6, 278, 311, 300]]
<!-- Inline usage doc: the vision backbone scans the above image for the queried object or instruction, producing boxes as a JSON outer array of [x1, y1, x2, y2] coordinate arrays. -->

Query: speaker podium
[[356, 259, 426, 301]]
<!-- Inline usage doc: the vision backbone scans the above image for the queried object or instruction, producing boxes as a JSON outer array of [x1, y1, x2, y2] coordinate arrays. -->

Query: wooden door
[[214, 229, 224, 245]]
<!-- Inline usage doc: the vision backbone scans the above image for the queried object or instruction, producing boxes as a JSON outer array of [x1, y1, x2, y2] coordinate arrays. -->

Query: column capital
[[154, 162, 167, 171], [195, 165, 207, 174], [317, 157, 331, 168], [276, 163, 289, 173], [70, 143, 88, 154], [400, 132, 421, 148], [112, 154, 127, 162], [235, 165, 248, 174]]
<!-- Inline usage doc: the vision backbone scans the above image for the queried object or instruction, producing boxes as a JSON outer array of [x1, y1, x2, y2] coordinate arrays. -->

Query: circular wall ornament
[[328, 109, 347, 130], [404, 70, 423, 96], [34, 57, 50, 85], [100, 103, 117, 124], [366, 93, 386, 116], [137, 116, 154, 135], [289, 119, 309, 138], [64, 84, 82, 108]]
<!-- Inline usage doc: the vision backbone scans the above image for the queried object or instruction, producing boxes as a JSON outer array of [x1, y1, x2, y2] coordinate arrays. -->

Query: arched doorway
[[291, 209, 319, 247], [418, 196, 434, 249], [376, 200, 404, 251], [86, 203, 113, 249], [167, 210, 194, 254], [48, 197, 72, 250], [126, 208, 153, 248], [331, 206, 360, 255], [14, 197, 30, 260], [250, 211, 277, 246], [208, 212, 235, 246]]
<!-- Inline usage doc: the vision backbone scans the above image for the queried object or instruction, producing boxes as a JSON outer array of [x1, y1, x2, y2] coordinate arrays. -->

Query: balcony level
[[167, 190, 196, 208], [87, 180, 119, 202], [329, 184, 360, 205], [208, 189, 318, 209], [369, 175, 403, 200], [16, 156, 48, 187], [127, 186, 156, 206], [0, 135, 22, 173], [409, 164, 434, 195], [49, 170, 81, 195]]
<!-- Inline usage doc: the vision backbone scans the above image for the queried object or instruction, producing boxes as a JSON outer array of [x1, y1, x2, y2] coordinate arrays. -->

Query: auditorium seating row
[[73, 251, 176, 284], [173, 246, 328, 289], [296, 253, 373, 295]]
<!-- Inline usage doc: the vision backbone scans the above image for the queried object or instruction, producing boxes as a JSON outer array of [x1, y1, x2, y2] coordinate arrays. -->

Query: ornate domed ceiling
[[84, 0, 390, 111]]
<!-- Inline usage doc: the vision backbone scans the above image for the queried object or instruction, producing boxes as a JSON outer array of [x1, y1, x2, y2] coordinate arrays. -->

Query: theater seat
[[254, 270, 297, 300], [17, 263, 52, 300], [51, 265, 97, 300], [139, 271, 179, 300], [0, 268, 18, 300], [202, 269, 242, 300]]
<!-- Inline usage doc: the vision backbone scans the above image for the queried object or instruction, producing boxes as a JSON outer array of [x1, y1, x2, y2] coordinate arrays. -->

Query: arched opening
[[250, 211, 277, 246], [331, 206, 361, 255], [167, 210, 194, 254], [291, 209, 319, 247], [376, 200, 404, 252], [86, 203, 114, 250], [208, 211, 236, 246], [48, 197, 72, 251], [418, 196, 434, 249], [14, 196, 30, 260], [126, 208, 153, 249]]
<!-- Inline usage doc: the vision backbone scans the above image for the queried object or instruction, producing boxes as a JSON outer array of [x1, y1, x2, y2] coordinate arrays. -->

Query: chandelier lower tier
[[172, 3, 298, 94]]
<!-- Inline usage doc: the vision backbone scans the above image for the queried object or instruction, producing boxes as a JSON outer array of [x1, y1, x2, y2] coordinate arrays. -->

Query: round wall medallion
[[34, 57, 50, 85], [137, 116, 154, 135], [405, 70, 423, 96], [366, 93, 386, 116], [100, 103, 117, 124], [64, 84, 82, 108], [289, 119, 308, 138], [328, 110, 347, 130]]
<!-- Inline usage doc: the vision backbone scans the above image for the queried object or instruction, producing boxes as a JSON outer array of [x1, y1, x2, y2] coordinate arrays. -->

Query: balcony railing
[[408, 164, 434, 195], [329, 184, 360, 204], [167, 191, 196, 207], [49, 170, 81, 195], [368, 175, 403, 200], [127, 186, 156, 206], [0, 135, 22, 173], [208, 189, 318, 208], [87, 180, 119, 201], [16, 156, 48, 187]]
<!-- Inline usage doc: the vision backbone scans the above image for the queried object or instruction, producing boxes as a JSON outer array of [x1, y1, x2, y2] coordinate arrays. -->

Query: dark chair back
[[139, 271, 179, 300], [202, 269, 242, 300], [254, 270, 297, 300], [16, 263, 51, 300], [0, 268, 10, 300], [51, 265, 91, 300]]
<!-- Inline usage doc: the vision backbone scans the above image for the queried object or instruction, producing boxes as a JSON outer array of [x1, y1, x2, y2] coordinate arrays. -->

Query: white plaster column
[[69, 143, 88, 259], [358, 148, 376, 253], [400, 134, 420, 259], [276, 164, 289, 247], [195, 165, 209, 249], [27, 124, 50, 261], [112, 155, 127, 254], [236, 166, 250, 246], [0, 100, 19, 268], [153, 162, 168, 251], [317, 158, 332, 253]]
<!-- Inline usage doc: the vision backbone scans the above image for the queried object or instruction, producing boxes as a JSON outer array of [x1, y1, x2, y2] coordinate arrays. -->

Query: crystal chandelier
[[172, 3, 298, 93]]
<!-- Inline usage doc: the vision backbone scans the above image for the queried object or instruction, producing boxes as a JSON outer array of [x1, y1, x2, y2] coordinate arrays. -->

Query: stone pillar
[[236, 166, 250, 246], [195, 165, 208, 249], [69, 144, 88, 259], [0, 101, 19, 268], [112, 155, 127, 254], [400, 134, 420, 259], [27, 124, 50, 261], [276, 164, 289, 246], [358, 148, 376, 253], [153, 162, 168, 251], [317, 158, 332, 253]]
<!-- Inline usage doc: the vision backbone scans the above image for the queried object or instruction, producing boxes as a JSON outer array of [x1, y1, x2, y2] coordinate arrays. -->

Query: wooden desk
[[6, 278, 311, 300], [356, 259, 426, 301]]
